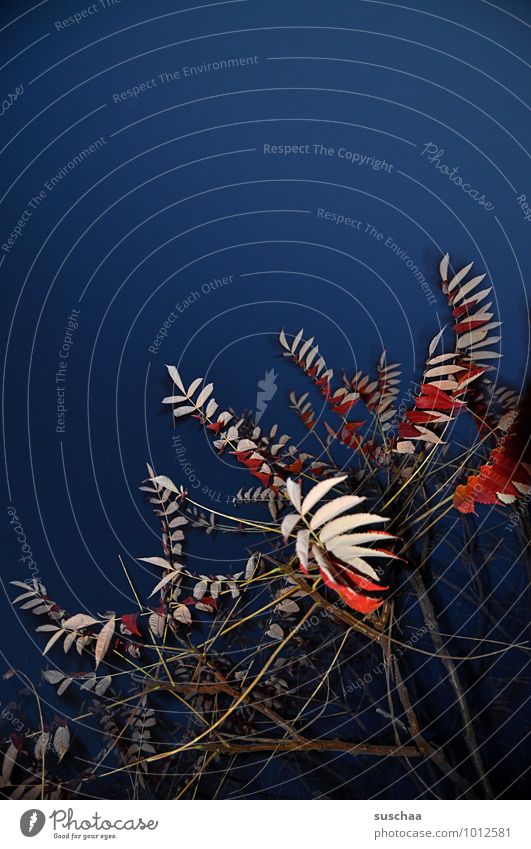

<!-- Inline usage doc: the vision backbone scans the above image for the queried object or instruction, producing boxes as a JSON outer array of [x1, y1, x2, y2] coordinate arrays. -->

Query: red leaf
[[121, 613, 142, 637], [283, 458, 303, 474], [406, 411, 444, 424], [453, 319, 488, 334], [452, 301, 478, 318], [318, 559, 387, 614], [416, 385, 464, 411], [332, 400, 358, 416], [252, 471, 271, 486], [398, 423, 419, 438], [231, 450, 251, 463], [10, 733, 26, 753], [342, 421, 365, 433], [198, 596, 217, 611], [181, 596, 197, 606]]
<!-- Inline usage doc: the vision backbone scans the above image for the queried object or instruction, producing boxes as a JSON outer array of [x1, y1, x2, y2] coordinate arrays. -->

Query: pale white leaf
[[414, 427, 445, 444], [43, 670, 65, 684], [291, 328, 304, 354], [173, 604, 192, 625], [10, 579, 43, 591], [173, 405, 196, 418], [20, 598, 48, 610], [196, 383, 214, 407], [43, 629, 66, 656], [237, 439, 257, 451], [306, 346, 319, 368], [301, 475, 347, 516], [95, 617, 115, 670], [32, 603, 54, 616], [280, 512, 300, 541], [162, 395, 187, 404], [168, 515, 187, 528], [427, 352, 457, 365], [447, 261, 474, 293], [468, 350, 502, 360], [451, 273, 486, 304], [428, 325, 447, 357], [497, 492, 516, 504], [95, 675, 112, 696], [12, 590, 38, 603], [326, 531, 396, 546], [457, 328, 488, 349], [319, 513, 388, 544], [54, 726, 70, 761], [285, 478, 302, 513], [150, 475, 179, 493], [468, 335, 501, 349], [426, 380, 458, 392], [63, 632, 77, 654], [309, 495, 366, 530], [196, 601, 215, 613], [266, 623, 284, 640], [459, 286, 491, 308], [394, 440, 415, 454], [425, 364, 464, 379], [149, 612, 165, 638], [34, 733, 50, 761], [327, 541, 398, 560], [279, 328, 290, 351], [334, 555, 379, 581], [148, 569, 181, 598], [138, 556, 171, 570], [63, 614, 101, 631], [1, 742, 18, 786], [166, 365, 186, 392], [228, 581, 240, 599], [296, 529, 310, 569], [277, 599, 300, 615], [193, 580, 208, 600], [298, 336, 314, 360], [245, 554, 258, 580], [205, 399, 218, 417], [187, 377, 203, 397]]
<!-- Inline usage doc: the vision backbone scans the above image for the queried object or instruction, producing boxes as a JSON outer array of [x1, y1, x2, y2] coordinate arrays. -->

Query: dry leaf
[[95, 617, 115, 670], [63, 614, 100, 631], [173, 604, 192, 625], [54, 726, 70, 761]]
